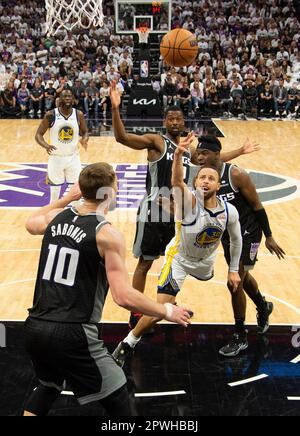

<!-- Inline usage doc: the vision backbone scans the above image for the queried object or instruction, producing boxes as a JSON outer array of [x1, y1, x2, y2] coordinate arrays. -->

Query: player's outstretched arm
[[98, 225, 192, 327], [25, 184, 82, 235], [172, 132, 197, 219], [232, 167, 286, 260], [35, 111, 57, 155], [221, 138, 261, 162], [110, 80, 163, 153], [226, 204, 243, 292]]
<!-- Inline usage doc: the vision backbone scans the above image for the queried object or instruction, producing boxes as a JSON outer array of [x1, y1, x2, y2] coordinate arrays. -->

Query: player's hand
[[176, 132, 196, 155], [164, 303, 192, 327], [45, 144, 57, 155], [265, 237, 285, 260], [67, 183, 82, 202], [110, 80, 121, 109], [242, 138, 261, 155], [227, 272, 241, 293], [80, 137, 88, 151]]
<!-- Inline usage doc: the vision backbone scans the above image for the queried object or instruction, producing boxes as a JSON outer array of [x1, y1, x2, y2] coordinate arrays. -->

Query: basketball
[[160, 29, 199, 67]]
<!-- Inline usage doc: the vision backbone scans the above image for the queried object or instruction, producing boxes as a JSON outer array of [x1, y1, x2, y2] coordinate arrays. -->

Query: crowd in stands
[[1, 0, 300, 119]]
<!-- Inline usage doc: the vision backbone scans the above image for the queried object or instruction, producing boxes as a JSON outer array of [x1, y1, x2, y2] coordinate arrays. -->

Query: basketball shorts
[[158, 245, 215, 297], [222, 225, 263, 271], [47, 154, 82, 186], [24, 317, 126, 405], [133, 200, 175, 261]]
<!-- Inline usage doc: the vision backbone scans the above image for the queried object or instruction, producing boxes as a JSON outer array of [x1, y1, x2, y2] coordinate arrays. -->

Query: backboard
[[115, 0, 171, 34]]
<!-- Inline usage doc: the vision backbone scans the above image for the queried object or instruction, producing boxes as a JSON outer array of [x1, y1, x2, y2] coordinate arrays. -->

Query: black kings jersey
[[219, 163, 261, 234], [29, 208, 109, 324], [145, 135, 191, 200]]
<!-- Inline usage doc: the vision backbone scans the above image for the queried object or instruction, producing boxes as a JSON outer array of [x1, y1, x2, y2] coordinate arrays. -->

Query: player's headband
[[197, 139, 221, 153]]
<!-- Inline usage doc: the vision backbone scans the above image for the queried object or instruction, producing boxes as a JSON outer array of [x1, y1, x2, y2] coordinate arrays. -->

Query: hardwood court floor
[[0, 119, 300, 325]]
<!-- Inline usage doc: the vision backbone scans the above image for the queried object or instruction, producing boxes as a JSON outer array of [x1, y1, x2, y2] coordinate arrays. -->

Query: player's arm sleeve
[[172, 147, 197, 221], [226, 204, 243, 272]]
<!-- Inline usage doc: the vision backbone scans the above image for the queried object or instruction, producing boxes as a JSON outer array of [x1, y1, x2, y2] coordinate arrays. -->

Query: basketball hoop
[[137, 26, 150, 45], [45, 0, 105, 36]]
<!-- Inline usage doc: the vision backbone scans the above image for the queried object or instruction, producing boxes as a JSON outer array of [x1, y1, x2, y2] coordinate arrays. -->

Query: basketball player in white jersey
[[35, 89, 89, 203], [113, 133, 243, 367]]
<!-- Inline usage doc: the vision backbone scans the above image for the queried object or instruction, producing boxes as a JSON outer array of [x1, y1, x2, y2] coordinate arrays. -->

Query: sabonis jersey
[[28, 209, 109, 324], [218, 163, 260, 234], [49, 108, 80, 156], [146, 135, 191, 200]]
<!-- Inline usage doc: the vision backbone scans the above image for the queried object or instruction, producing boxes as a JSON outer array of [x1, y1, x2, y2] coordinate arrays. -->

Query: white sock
[[124, 331, 141, 349], [50, 185, 61, 203]]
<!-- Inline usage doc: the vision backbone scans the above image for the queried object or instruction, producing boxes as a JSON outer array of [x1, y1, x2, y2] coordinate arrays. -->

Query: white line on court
[[135, 391, 186, 398], [290, 355, 300, 364], [0, 249, 40, 253], [128, 273, 300, 316], [228, 374, 269, 387], [0, 278, 35, 287], [1, 276, 299, 317], [287, 397, 300, 401]]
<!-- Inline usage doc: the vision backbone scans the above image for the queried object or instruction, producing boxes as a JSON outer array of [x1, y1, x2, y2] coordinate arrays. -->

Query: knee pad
[[25, 384, 61, 416]]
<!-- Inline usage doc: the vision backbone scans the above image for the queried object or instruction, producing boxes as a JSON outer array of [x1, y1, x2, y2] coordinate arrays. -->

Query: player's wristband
[[254, 208, 272, 238], [164, 303, 174, 320]]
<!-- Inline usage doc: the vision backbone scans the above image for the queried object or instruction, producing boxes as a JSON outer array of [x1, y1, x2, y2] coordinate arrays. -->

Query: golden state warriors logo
[[195, 226, 223, 247], [58, 126, 74, 143]]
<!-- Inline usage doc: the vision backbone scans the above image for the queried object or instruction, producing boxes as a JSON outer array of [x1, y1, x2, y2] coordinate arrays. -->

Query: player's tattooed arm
[[221, 138, 261, 162], [35, 111, 57, 155]]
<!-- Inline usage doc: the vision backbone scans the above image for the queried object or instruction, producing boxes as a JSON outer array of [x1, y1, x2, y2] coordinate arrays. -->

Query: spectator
[[17, 80, 30, 114], [217, 78, 231, 113], [72, 78, 86, 111], [259, 83, 275, 118], [44, 81, 56, 111], [191, 81, 205, 113], [29, 78, 44, 116], [243, 80, 258, 115], [273, 77, 289, 116], [229, 79, 244, 116], [84, 80, 100, 117], [99, 81, 110, 117], [176, 81, 191, 114], [0, 80, 17, 117], [78, 65, 92, 86], [161, 74, 178, 108], [287, 82, 300, 117]]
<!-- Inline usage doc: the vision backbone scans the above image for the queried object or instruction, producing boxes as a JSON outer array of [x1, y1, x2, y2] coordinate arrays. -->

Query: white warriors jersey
[[173, 194, 238, 262], [49, 108, 80, 156]]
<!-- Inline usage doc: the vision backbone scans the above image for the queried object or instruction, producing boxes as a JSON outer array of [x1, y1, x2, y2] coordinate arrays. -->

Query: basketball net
[[137, 27, 150, 44], [45, 0, 104, 36]]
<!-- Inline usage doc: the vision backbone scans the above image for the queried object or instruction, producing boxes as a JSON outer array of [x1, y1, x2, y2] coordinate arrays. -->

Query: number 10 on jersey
[[43, 244, 79, 286]]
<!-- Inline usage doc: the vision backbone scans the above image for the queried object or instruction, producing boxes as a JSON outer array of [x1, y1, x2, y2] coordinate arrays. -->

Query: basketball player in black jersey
[[110, 80, 260, 329], [23, 163, 191, 416], [193, 136, 285, 357]]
